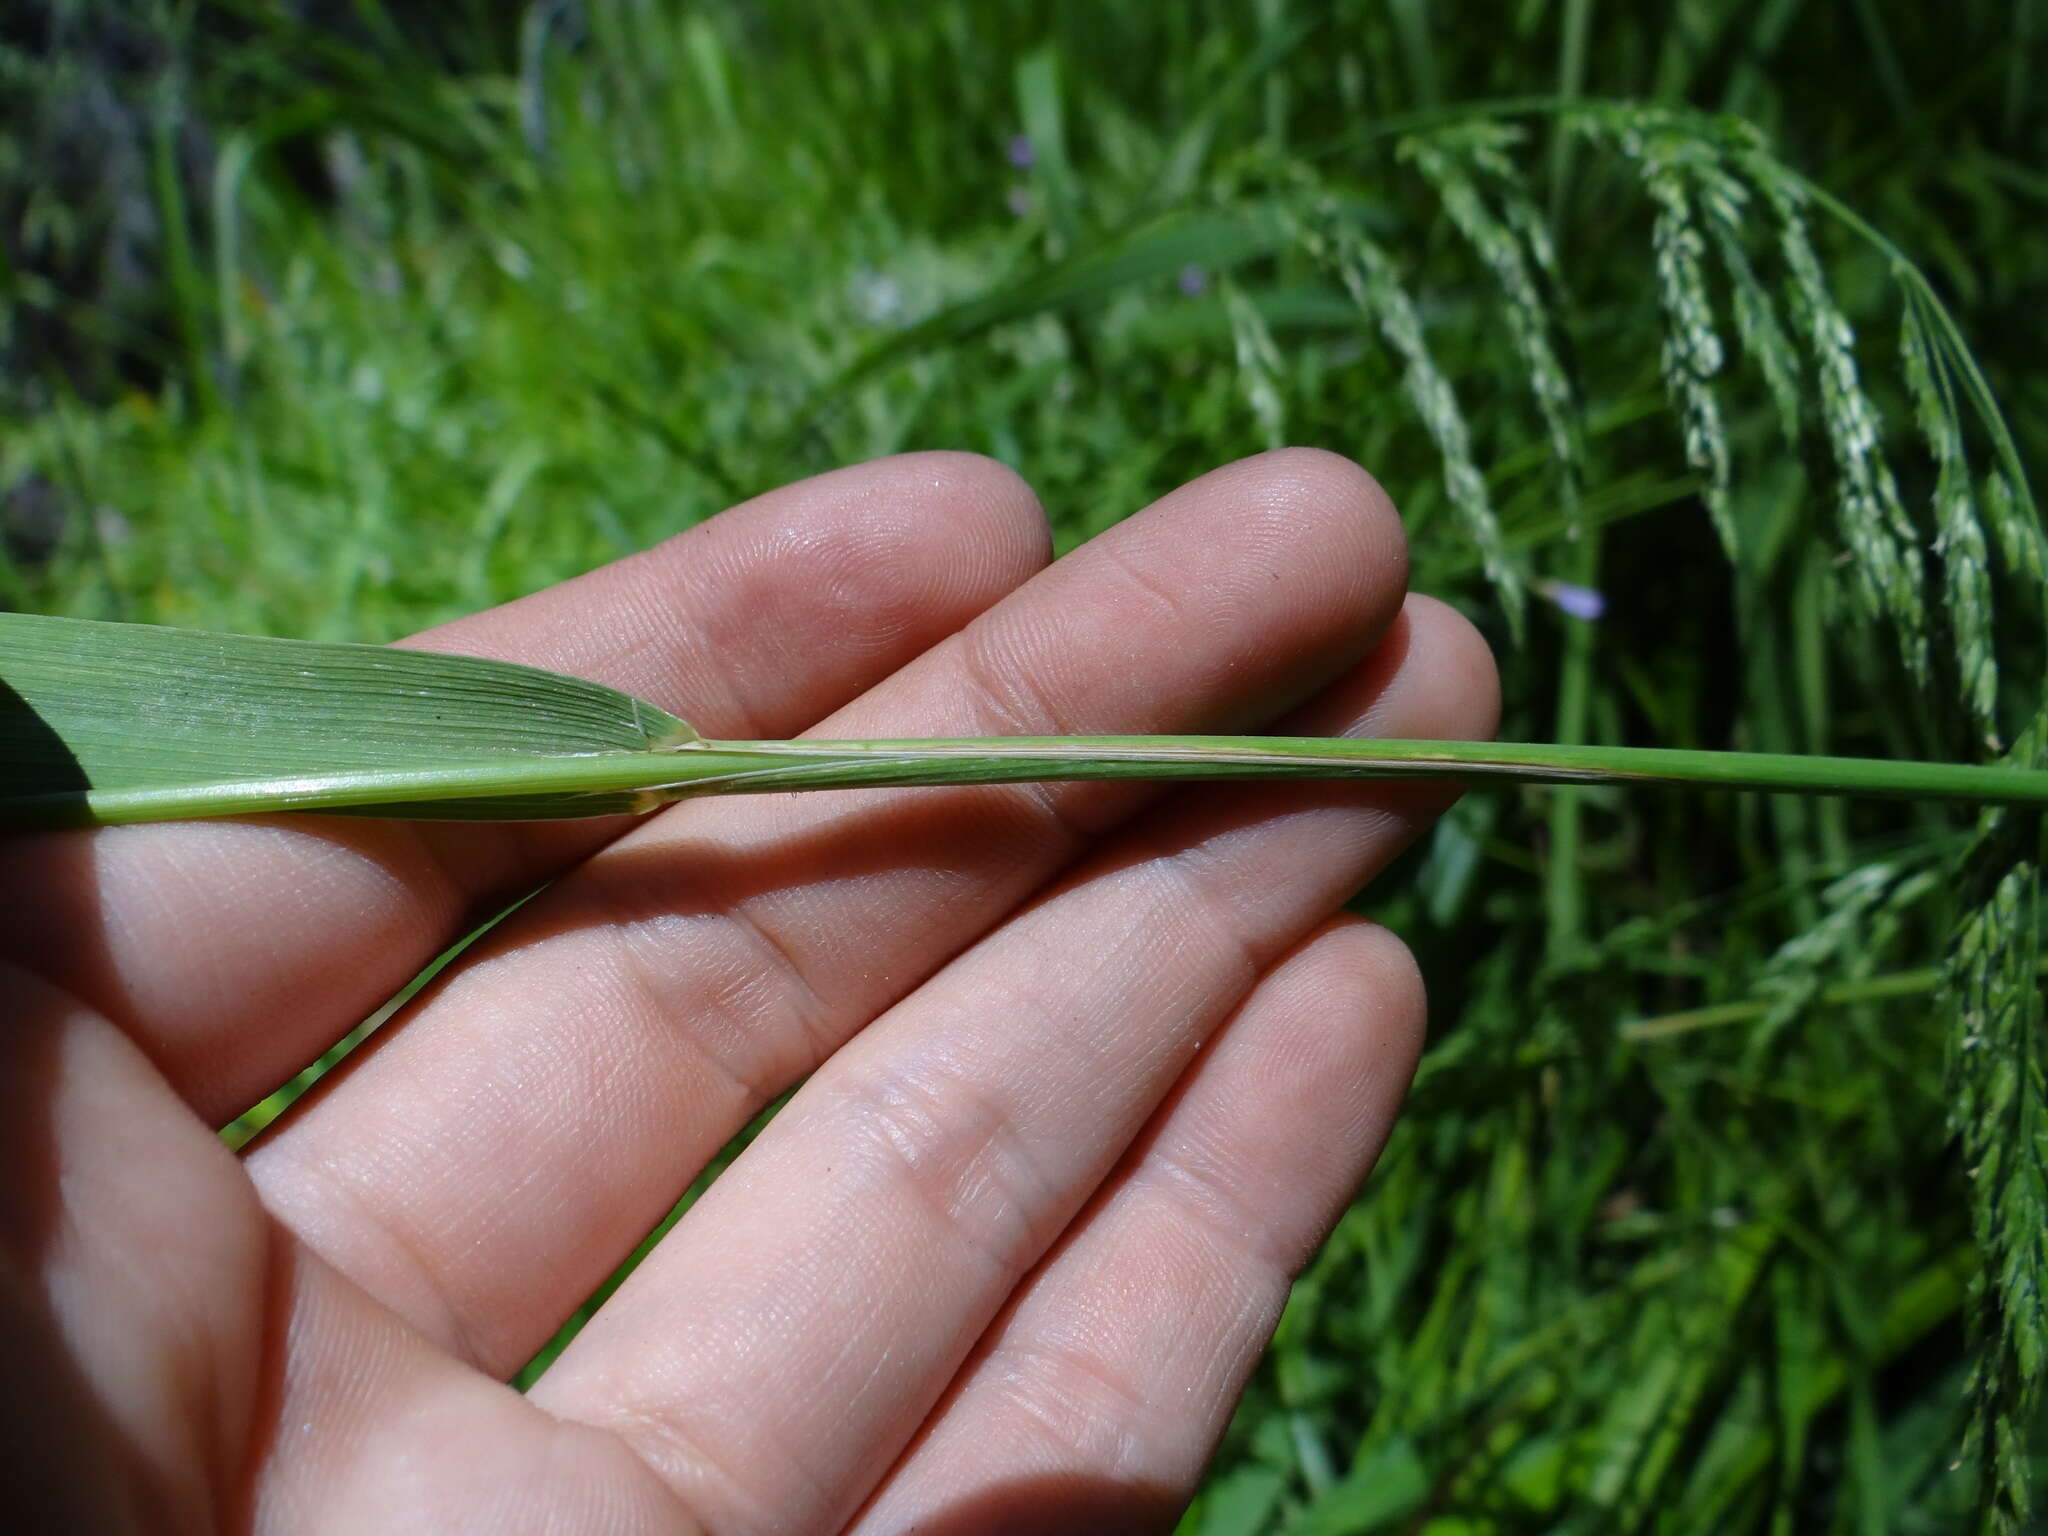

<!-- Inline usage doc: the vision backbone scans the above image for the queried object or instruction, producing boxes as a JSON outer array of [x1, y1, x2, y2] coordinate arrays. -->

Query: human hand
[[1, 449, 1497, 1533]]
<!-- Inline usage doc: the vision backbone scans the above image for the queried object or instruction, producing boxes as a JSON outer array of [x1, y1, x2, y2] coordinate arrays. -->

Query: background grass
[[5, 1, 2047, 1530]]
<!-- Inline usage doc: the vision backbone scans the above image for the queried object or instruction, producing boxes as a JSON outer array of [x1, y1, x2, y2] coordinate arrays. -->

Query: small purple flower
[[1005, 186, 1033, 218], [1006, 134, 1036, 170], [1535, 578, 1606, 622], [1176, 264, 1208, 296]]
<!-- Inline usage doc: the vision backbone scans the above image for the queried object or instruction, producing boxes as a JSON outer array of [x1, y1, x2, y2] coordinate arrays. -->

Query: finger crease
[[990, 1338, 1159, 1468], [952, 635, 1103, 847], [585, 1397, 812, 1534], [1139, 1140, 1300, 1282], [1146, 850, 1269, 997], [1099, 540, 1197, 635], [711, 899, 838, 1074], [837, 1064, 1053, 1282], [575, 895, 796, 1111], [272, 1151, 488, 1368]]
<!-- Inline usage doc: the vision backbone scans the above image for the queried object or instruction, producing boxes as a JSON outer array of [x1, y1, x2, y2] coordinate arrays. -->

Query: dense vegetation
[[5, 2, 2044, 1530]]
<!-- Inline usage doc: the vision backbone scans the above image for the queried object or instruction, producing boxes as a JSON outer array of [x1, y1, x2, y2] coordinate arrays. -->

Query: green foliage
[[1947, 717, 2048, 1535], [7, 1, 2047, 1529], [1286, 180, 1526, 636]]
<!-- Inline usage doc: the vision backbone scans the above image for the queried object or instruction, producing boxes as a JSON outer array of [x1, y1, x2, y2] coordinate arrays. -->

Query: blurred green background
[[5, 1, 2046, 1530]]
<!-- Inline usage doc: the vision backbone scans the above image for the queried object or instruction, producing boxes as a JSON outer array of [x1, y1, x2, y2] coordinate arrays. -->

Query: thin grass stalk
[[18, 733, 2048, 832], [1622, 955, 2048, 1042]]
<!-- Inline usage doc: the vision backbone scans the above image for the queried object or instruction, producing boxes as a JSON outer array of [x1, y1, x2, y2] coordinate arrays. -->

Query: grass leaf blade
[[8, 615, 2048, 830], [0, 612, 695, 827]]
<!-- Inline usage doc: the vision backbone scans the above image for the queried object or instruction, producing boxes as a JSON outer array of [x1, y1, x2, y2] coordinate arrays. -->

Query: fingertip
[[1329, 915, 1429, 1064], [881, 450, 1054, 572], [1192, 448, 1411, 641], [715, 453, 1051, 692], [1262, 915, 1427, 1150], [793, 451, 1052, 604], [1347, 592, 1500, 745], [1252, 447, 1408, 587]]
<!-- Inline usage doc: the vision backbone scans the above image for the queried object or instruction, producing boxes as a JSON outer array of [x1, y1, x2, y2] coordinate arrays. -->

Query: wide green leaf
[[0, 612, 698, 826]]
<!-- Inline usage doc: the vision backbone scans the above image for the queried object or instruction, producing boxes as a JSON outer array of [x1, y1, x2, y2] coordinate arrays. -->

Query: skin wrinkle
[[618, 569, 765, 737], [550, 939, 792, 1215], [1140, 840, 1292, 998], [993, 1337, 1163, 1465], [1171, 803, 1405, 947], [433, 1012, 659, 1271], [597, 925, 794, 1117], [1131, 1138, 1309, 1284], [930, 639, 1098, 840], [826, 1056, 1058, 1285], [696, 465, 1043, 723], [533, 1414, 705, 1536], [1147, 1095, 1304, 1241], [268, 745, 1171, 1359], [859, 1245, 1257, 1535], [591, 1372, 829, 1535], [269, 899, 812, 1370], [578, 883, 828, 1108], [753, 962, 1409, 1515], [29, 822, 464, 1121], [602, 791, 1395, 1526], [614, 831, 1351, 1507], [952, 610, 1090, 742], [247, 473, 1073, 1286], [370, 824, 476, 932], [265, 900, 802, 1374], [848, 919, 1424, 1535], [270, 1143, 484, 1375], [697, 898, 843, 1075], [602, 1324, 890, 1535], [1092, 534, 1202, 639], [404, 453, 1048, 727]]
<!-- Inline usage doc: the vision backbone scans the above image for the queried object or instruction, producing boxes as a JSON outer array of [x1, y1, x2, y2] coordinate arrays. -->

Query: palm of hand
[[1, 450, 1495, 1533]]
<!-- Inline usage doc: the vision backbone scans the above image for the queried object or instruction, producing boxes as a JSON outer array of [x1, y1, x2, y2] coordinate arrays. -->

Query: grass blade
[[8, 616, 2048, 830], [0, 612, 695, 826]]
